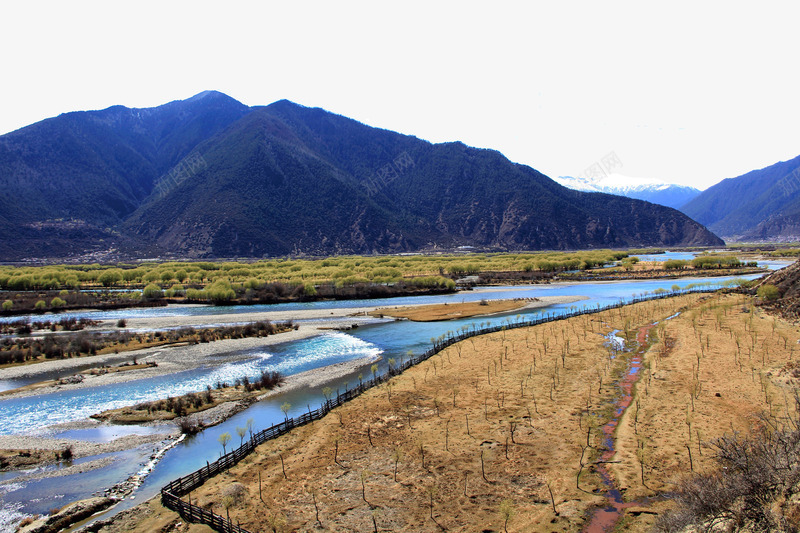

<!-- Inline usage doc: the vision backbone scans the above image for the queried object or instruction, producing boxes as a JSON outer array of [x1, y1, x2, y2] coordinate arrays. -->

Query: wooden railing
[[161, 286, 722, 532]]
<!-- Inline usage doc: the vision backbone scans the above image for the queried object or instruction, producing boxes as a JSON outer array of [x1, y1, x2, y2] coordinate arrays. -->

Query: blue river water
[[0, 257, 788, 529]]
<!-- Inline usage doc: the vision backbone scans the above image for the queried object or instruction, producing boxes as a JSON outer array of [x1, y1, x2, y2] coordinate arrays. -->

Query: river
[[0, 256, 787, 529]]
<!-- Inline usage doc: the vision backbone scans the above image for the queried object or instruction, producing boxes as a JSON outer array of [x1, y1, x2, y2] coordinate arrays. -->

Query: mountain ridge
[[680, 154, 800, 240], [554, 173, 701, 209], [0, 92, 723, 260]]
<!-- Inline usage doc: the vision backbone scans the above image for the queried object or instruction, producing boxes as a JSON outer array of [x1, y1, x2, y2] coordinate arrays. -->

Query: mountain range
[[553, 174, 701, 210], [681, 154, 800, 241], [0, 91, 723, 260]]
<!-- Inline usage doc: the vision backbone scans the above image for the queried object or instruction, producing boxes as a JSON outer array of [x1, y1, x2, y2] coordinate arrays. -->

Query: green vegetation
[[664, 259, 689, 270], [0, 250, 632, 293], [757, 284, 780, 300], [142, 283, 163, 300], [0, 249, 757, 313], [767, 247, 800, 257], [690, 255, 743, 269]]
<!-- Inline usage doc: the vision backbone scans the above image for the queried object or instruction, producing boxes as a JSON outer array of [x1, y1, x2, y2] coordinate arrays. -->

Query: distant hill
[[0, 93, 723, 260], [554, 174, 700, 209], [680, 154, 800, 241]]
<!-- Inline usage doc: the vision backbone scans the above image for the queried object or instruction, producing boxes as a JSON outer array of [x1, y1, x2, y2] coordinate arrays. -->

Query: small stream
[[584, 315, 677, 532]]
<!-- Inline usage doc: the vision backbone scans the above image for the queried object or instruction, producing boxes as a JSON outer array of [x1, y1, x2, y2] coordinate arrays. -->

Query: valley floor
[[91, 290, 800, 532]]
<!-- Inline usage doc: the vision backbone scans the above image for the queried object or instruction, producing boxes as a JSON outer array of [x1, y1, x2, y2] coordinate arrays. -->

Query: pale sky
[[1, 1, 798, 190]]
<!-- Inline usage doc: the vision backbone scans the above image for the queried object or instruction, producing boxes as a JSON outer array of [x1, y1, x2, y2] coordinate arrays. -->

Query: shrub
[[97, 269, 123, 287], [664, 259, 689, 270], [2, 299, 11, 311], [222, 482, 247, 505], [176, 417, 201, 435], [19, 516, 38, 527], [757, 284, 780, 301], [655, 417, 800, 532], [50, 297, 66, 308], [59, 445, 73, 460], [142, 283, 163, 300], [35, 300, 47, 310], [257, 370, 285, 390]]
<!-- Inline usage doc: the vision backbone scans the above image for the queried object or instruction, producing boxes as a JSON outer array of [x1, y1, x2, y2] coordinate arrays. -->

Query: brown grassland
[[101, 291, 800, 532], [367, 299, 532, 322]]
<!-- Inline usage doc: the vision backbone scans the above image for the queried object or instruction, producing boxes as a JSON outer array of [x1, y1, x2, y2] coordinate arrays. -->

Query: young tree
[[281, 402, 291, 421], [392, 447, 403, 482], [218, 432, 231, 454], [322, 386, 333, 404], [221, 494, 234, 522], [499, 499, 515, 533]]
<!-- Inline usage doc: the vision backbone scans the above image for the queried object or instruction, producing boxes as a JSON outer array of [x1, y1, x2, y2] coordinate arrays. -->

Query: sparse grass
[[164, 292, 793, 532], [75, 290, 800, 532], [368, 298, 532, 321]]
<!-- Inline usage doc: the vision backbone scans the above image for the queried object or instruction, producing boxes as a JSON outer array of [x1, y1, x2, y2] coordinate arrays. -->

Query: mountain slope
[[680, 154, 800, 240], [0, 92, 251, 258], [0, 94, 723, 259], [555, 174, 701, 209], [124, 109, 416, 257], [124, 100, 723, 256]]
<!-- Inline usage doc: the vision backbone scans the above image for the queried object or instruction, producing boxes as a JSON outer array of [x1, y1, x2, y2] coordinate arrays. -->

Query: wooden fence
[[161, 286, 722, 532]]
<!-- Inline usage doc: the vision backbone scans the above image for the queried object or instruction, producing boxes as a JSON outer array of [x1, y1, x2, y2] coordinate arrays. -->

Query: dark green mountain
[[680, 154, 800, 240], [0, 93, 723, 260], [0, 91, 249, 258]]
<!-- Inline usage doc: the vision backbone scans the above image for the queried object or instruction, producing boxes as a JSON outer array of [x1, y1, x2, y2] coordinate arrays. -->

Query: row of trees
[[0, 250, 642, 291], [664, 256, 757, 270]]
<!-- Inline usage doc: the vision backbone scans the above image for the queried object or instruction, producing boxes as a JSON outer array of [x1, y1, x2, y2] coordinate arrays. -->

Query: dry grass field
[[367, 299, 531, 322], [100, 292, 800, 532]]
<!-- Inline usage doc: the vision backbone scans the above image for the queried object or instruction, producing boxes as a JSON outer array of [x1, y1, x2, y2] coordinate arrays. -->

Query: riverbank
[[100, 290, 800, 532], [0, 315, 376, 399], [0, 354, 379, 475], [367, 295, 588, 321]]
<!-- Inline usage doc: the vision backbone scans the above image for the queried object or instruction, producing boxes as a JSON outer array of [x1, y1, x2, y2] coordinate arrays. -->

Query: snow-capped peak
[[554, 173, 701, 209]]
